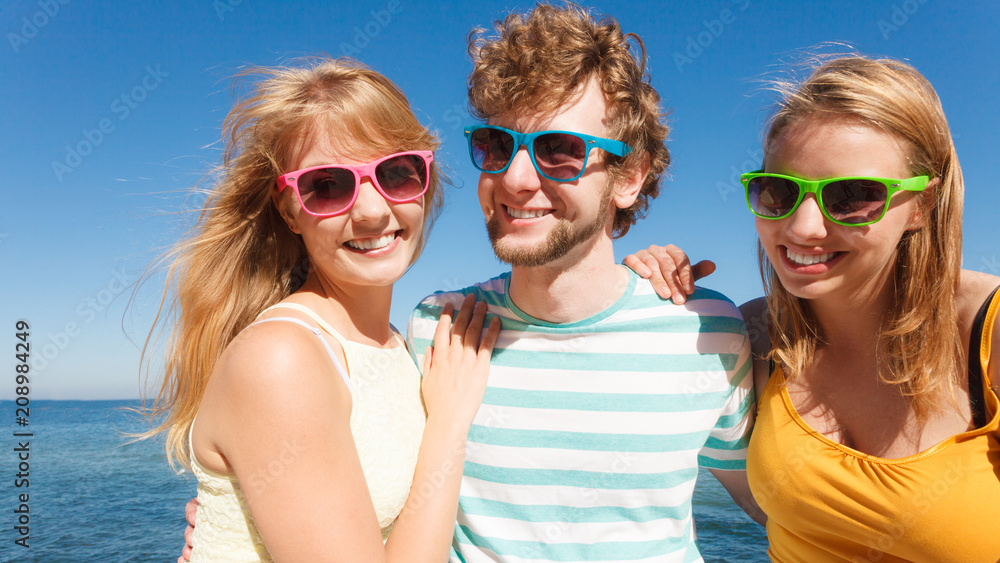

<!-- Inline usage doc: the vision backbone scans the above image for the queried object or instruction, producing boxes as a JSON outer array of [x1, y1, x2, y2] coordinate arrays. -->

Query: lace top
[[188, 304, 425, 560]]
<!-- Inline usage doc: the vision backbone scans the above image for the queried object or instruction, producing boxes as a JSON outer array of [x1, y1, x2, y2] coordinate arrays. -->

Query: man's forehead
[[487, 76, 612, 133]]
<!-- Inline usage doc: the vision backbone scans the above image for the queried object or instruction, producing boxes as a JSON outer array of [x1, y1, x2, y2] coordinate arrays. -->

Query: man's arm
[[694, 302, 762, 524], [708, 468, 766, 525]]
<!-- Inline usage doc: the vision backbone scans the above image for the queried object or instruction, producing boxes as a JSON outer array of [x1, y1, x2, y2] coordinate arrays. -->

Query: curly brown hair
[[467, 2, 669, 238]]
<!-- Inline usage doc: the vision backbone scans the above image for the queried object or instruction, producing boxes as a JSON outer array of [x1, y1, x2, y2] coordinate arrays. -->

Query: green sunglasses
[[740, 171, 929, 226]]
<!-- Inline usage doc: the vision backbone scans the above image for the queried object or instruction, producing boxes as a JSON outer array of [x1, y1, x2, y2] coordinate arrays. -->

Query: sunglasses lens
[[470, 128, 515, 172], [748, 176, 800, 217], [375, 154, 429, 201], [297, 167, 357, 215], [823, 180, 887, 224], [532, 133, 588, 180]]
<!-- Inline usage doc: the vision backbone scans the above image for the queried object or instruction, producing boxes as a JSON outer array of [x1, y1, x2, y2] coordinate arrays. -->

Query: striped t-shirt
[[407, 268, 754, 563]]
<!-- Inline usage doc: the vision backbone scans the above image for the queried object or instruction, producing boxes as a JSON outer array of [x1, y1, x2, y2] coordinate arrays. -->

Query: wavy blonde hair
[[140, 57, 443, 468], [760, 54, 964, 418], [466, 2, 669, 238]]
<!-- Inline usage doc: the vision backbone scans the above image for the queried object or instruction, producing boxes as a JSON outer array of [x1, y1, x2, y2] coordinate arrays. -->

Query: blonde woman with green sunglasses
[[628, 54, 1000, 562]]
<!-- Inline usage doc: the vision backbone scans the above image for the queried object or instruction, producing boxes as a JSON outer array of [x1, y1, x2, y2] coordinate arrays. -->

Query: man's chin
[[493, 246, 561, 267], [488, 233, 573, 268]]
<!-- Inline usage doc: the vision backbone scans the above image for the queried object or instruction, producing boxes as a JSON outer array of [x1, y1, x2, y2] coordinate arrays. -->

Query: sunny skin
[[755, 117, 926, 312], [188, 124, 500, 563]]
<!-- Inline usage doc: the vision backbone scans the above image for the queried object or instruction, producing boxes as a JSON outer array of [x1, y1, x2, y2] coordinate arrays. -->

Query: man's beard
[[486, 183, 613, 267]]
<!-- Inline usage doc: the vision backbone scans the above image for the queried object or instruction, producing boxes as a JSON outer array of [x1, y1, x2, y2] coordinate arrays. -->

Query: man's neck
[[507, 235, 629, 324]]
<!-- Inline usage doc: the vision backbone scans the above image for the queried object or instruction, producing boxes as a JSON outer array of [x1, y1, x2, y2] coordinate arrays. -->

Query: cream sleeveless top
[[188, 303, 425, 561]]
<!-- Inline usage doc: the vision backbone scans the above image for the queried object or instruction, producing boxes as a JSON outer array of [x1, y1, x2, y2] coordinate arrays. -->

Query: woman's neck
[[291, 272, 395, 347], [808, 268, 897, 353]]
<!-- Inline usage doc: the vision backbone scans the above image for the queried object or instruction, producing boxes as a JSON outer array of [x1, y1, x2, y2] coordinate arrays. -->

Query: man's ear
[[906, 176, 939, 231], [612, 152, 650, 210], [271, 186, 301, 234]]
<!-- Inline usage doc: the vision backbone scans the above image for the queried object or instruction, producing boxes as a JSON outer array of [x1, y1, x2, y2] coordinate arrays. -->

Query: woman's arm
[[708, 468, 766, 525], [195, 295, 498, 563], [201, 319, 384, 561], [385, 295, 499, 561]]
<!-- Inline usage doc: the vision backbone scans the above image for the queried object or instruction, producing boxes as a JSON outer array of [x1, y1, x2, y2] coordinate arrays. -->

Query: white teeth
[[786, 248, 836, 266], [507, 206, 548, 219], [346, 233, 395, 251]]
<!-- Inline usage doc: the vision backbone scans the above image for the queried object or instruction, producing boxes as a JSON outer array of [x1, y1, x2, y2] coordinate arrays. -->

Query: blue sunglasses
[[464, 125, 633, 182]]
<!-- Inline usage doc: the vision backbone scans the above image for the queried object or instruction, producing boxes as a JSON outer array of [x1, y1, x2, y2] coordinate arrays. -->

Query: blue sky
[[2, 0, 997, 400]]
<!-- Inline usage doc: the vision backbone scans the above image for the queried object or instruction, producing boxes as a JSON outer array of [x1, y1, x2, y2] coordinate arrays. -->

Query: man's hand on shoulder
[[178, 497, 198, 562], [623, 244, 715, 304]]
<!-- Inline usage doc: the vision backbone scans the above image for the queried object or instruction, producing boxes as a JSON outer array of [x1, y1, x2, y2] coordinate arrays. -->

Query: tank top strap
[[261, 302, 407, 348], [969, 285, 1000, 427], [245, 316, 351, 392]]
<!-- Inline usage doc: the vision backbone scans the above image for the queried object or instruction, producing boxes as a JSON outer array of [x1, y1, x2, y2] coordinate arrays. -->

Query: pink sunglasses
[[276, 150, 433, 217]]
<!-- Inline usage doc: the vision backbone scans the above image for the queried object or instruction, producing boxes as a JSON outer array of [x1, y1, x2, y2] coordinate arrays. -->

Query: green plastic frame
[[740, 171, 929, 226]]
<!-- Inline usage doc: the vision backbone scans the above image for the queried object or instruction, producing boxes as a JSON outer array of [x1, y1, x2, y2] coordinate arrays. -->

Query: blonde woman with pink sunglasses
[[140, 58, 498, 562]]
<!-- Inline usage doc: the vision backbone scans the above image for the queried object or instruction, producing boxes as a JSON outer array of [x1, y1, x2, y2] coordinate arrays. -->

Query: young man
[[408, 5, 759, 562]]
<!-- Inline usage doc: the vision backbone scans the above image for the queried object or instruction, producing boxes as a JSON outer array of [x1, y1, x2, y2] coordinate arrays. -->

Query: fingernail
[[673, 293, 685, 304]]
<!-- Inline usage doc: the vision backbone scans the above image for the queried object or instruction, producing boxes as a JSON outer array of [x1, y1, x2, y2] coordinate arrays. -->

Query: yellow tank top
[[747, 293, 1000, 562], [188, 304, 425, 561]]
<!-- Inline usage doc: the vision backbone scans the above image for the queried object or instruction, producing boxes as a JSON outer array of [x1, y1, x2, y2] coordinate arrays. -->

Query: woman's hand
[[623, 244, 716, 304], [421, 294, 501, 428]]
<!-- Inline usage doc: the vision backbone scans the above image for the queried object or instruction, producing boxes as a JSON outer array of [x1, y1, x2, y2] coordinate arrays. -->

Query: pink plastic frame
[[276, 150, 433, 217]]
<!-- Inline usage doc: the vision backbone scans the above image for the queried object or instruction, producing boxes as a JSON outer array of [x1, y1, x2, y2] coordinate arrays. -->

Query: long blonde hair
[[761, 54, 964, 418], [140, 57, 443, 468]]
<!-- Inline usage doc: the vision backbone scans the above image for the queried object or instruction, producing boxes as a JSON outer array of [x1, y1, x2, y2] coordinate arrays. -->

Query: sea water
[[0, 400, 767, 562]]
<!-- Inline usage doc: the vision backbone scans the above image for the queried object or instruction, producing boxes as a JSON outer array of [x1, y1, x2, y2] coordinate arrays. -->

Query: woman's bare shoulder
[[958, 270, 1000, 324], [206, 320, 351, 418]]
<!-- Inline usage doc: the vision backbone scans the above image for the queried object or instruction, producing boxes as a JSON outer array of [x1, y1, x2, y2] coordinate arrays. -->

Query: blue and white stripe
[[408, 269, 753, 562]]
